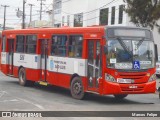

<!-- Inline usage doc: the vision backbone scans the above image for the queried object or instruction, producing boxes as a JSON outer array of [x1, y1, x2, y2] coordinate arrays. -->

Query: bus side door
[[40, 39, 48, 81], [8, 39, 14, 75], [87, 40, 101, 92]]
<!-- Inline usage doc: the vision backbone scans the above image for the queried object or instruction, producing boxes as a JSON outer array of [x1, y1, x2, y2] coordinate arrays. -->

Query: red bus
[[0, 26, 156, 99], [0, 31, 2, 70]]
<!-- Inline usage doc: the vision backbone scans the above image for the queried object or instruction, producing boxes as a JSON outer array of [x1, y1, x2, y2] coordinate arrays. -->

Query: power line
[[43, 3, 52, 12], [6, 18, 22, 25], [0, 2, 52, 19], [52, 0, 120, 26], [61, 0, 117, 16], [53, 7, 121, 24]]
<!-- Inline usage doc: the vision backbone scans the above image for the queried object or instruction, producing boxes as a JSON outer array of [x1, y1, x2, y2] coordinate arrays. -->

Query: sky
[[0, 0, 53, 26]]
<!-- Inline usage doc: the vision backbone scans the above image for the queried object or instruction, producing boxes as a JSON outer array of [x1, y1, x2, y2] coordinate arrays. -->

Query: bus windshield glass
[[106, 28, 155, 70]]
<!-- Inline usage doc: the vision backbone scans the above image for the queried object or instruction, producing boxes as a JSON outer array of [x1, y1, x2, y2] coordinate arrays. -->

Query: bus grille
[[118, 72, 146, 80]]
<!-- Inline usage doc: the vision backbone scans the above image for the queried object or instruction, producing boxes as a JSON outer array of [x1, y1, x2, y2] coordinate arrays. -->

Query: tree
[[124, 0, 160, 32]]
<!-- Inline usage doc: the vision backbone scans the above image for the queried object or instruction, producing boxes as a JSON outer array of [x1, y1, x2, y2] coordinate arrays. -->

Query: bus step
[[38, 81, 48, 86], [7, 74, 14, 77]]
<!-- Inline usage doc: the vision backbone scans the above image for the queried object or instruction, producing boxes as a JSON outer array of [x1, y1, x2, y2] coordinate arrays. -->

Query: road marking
[[0, 91, 44, 110], [0, 99, 19, 102], [17, 98, 45, 110]]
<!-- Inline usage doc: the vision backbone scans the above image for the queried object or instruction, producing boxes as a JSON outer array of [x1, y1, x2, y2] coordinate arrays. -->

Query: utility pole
[[1, 5, 9, 30], [22, 0, 26, 29], [37, 0, 46, 20], [52, 0, 55, 27], [28, 4, 34, 24]]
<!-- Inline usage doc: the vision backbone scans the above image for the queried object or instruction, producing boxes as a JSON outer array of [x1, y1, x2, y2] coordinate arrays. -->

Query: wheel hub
[[73, 82, 82, 95]]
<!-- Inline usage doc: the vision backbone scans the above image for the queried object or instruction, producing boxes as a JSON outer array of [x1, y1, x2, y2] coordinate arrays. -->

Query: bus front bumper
[[102, 81, 156, 95]]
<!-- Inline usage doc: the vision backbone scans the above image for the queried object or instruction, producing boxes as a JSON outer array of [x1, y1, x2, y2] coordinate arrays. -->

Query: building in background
[[53, 0, 128, 27], [52, 0, 160, 56], [53, 0, 62, 27], [29, 20, 51, 28]]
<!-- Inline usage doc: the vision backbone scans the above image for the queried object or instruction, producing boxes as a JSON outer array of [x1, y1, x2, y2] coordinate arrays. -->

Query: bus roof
[[2, 26, 151, 35], [106, 26, 151, 31], [2, 26, 105, 34]]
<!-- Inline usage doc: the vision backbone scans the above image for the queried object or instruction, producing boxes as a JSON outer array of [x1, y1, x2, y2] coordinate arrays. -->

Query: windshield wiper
[[136, 37, 145, 49], [116, 37, 132, 56]]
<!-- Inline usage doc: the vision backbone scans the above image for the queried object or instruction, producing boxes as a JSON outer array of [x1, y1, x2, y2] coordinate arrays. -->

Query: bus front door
[[40, 39, 48, 81], [87, 40, 101, 91], [8, 39, 14, 75]]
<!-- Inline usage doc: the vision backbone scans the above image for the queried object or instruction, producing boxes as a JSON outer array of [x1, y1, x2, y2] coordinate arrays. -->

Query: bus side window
[[16, 35, 25, 53], [68, 35, 83, 58], [51, 36, 58, 55], [51, 35, 67, 56], [26, 35, 37, 54], [58, 36, 67, 57]]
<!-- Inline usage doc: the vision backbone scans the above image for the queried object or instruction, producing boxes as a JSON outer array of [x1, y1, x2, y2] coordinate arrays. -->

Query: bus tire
[[70, 77, 85, 100], [18, 67, 29, 86], [114, 94, 128, 99]]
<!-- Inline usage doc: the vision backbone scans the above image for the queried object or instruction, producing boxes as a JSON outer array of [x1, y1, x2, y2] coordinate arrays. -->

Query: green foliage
[[124, 0, 160, 32]]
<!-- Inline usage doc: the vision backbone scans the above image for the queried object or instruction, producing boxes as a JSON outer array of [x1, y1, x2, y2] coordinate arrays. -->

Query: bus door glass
[[87, 40, 101, 90], [8, 39, 14, 75], [40, 39, 48, 81]]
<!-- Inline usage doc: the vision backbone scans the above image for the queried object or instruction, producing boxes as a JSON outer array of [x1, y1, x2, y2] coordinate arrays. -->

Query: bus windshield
[[106, 29, 155, 70]]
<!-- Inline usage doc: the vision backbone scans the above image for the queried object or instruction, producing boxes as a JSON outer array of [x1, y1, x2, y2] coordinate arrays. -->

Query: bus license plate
[[117, 78, 132, 83], [129, 85, 138, 89]]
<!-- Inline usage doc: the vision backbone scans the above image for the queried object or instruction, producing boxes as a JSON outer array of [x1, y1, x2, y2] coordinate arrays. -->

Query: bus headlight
[[105, 73, 116, 83], [149, 74, 156, 82]]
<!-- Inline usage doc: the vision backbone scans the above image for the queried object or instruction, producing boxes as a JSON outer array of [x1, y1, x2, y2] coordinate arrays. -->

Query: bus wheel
[[19, 68, 28, 86], [70, 77, 84, 100], [114, 94, 128, 99]]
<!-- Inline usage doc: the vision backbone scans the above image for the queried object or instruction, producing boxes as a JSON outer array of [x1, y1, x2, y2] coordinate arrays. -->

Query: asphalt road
[[0, 72, 160, 120]]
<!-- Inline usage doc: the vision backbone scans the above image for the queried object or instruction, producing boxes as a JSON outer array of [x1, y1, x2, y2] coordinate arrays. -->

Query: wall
[[60, 0, 127, 27]]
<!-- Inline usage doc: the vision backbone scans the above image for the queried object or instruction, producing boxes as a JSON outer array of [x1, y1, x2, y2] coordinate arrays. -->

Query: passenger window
[[68, 35, 83, 58], [51, 35, 67, 56], [26, 35, 37, 54], [16, 35, 25, 53]]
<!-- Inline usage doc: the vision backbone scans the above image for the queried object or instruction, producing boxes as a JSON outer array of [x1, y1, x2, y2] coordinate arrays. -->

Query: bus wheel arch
[[18, 66, 34, 86], [70, 74, 85, 100], [70, 74, 79, 85], [18, 66, 24, 73]]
